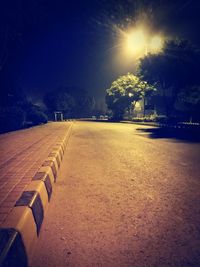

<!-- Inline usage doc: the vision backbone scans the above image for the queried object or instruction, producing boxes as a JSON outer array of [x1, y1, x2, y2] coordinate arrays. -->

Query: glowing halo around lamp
[[118, 26, 165, 59], [126, 29, 146, 56], [150, 36, 164, 52]]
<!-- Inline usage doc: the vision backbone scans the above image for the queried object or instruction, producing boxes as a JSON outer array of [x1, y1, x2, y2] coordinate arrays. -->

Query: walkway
[[0, 122, 72, 225]]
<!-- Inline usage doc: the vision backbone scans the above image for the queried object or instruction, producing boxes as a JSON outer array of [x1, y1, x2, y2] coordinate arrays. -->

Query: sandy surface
[[30, 121, 200, 267]]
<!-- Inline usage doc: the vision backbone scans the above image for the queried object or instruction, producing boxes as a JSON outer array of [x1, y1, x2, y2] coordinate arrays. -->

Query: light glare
[[126, 30, 146, 56], [150, 36, 163, 52]]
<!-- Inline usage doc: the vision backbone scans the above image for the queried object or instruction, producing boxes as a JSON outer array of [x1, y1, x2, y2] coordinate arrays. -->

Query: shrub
[[0, 106, 25, 133], [26, 109, 48, 125]]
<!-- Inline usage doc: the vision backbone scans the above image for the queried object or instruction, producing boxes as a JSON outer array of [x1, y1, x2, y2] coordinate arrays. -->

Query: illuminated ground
[[30, 121, 200, 267]]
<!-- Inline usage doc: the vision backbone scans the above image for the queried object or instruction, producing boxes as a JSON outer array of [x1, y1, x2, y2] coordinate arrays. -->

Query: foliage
[[91, 98, 107, 117], [106, 73, 155, 120], [0, 88, 48, 133], [138, 39, 200, 119], [63, 87, 95, 118], [43, 90, 76, 118], [26, 104, 48, 125], [175, 85, 200, 122], [43, 87, 95, 119], [0, 106, 25, 133]]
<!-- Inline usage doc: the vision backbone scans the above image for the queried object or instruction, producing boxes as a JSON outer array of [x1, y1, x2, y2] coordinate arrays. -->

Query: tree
[[43, 86, 94, 119], [63, 87, 94, 117], [25, 103, 48, 125], [138, 39, 200, 119], [0, 106, 25, 133], [106, 73, 155, 120], [175, 85, 200, 122], [0, 87, 48, 132], [43, 90, 76, 119]]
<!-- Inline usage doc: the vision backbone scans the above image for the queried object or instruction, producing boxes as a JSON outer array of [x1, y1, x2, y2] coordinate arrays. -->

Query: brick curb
[[0, 122, 73, 267]]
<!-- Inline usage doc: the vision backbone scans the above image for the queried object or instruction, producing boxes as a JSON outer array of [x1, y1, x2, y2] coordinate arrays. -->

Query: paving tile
[[0, 122, 71, 226]]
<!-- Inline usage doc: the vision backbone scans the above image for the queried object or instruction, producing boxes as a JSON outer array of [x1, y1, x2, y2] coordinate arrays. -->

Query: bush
[[26, 109, 48, 125], [132, 116, 155, 122], [0, 106, 25, 133]]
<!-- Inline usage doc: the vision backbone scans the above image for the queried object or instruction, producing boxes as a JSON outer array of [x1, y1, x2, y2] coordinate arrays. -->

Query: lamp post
[[122, 28, 164, 118], [128, 93, 134, 119]]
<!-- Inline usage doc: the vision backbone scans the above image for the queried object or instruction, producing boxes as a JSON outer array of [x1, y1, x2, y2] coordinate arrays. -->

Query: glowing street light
[[149, 35, 163, 53], [122, 27, 164, 58], [126, 29, 146, 56]]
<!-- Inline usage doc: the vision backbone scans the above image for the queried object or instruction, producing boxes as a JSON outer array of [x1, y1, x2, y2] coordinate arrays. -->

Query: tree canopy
[[106, 73, 155, 120], [175, 85, 200, 122], [138, 39, 200, 120], [43, 86, 94, 119], [0, 87, 47, 133]]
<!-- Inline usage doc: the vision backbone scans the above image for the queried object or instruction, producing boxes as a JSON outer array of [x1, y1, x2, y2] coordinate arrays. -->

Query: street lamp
[[126, 29, 146, 57], [123, 27, 164, 58]]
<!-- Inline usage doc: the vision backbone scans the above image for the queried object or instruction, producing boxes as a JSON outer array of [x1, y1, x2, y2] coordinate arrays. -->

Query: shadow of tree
[[136, 127, 200, 143]]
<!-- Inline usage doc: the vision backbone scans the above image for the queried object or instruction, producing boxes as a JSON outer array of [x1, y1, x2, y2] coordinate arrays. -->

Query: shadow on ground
[[136, 127, 200, 143], [78, 119, 200, 143]]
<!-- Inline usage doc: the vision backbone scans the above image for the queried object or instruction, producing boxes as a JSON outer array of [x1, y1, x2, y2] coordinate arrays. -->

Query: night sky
[[0, 0, 200, 102]]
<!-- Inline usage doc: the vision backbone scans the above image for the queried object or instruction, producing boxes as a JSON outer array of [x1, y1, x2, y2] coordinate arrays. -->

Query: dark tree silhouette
[[138, 40, 200, 120], [43, 86, 94, 119]]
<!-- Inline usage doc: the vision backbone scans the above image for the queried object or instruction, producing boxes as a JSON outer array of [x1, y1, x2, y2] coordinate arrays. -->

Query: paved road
[[30, 121, 200, 267]]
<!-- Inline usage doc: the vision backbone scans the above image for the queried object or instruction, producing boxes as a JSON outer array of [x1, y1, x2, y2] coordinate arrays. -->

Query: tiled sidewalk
[[0, 122, 72, 225]]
